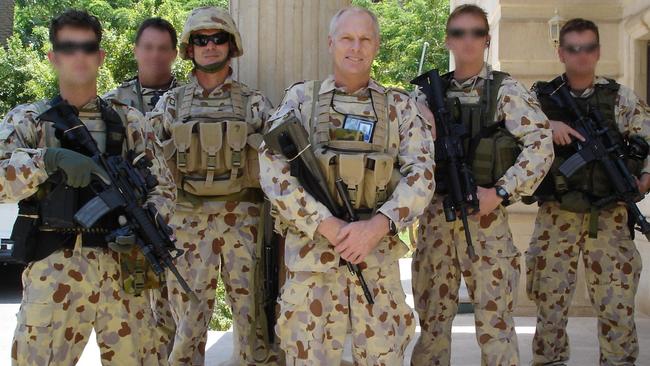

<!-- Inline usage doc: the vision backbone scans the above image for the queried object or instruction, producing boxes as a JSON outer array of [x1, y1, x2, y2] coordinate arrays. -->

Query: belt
[[178, 188, 265, 204]]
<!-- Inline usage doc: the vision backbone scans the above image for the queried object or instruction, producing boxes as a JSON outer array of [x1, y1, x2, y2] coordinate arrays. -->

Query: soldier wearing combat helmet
[[147, 6, 278, 365]]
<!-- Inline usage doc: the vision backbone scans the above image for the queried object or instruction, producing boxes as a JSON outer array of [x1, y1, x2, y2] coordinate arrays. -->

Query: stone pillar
[[0, 0, 14, 45], [230, 0, 351, 105]]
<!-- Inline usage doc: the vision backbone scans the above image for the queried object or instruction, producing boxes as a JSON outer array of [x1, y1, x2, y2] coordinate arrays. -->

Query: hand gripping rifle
[[263, 113, 374, 304], [553, 82, 650, 240], [40, 101, 199, 302], [411, 70, 479, 258]]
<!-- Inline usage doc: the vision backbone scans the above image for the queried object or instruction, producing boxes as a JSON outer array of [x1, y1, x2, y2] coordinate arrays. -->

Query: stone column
[[230, 0, 351, 105], [0, 0, 14, 45]]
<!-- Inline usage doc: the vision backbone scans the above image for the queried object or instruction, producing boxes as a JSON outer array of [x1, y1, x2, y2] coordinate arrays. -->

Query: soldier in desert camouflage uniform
[[1, 10, 175, 366], [146, 6, 278, 366], [104, 17, 179, 114], [260, 7, 435, 365], [525, 18, 650, 366], [102, 16, 179, 354], [410, 5, 553, 366]]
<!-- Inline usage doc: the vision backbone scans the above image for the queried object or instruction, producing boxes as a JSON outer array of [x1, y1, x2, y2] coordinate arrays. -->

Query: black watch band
[[495, 185, 511, 206], [382, 213, 398, 236]]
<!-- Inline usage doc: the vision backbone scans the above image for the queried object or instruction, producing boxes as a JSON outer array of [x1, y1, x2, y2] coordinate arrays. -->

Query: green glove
[[43, 147, 110, 188]]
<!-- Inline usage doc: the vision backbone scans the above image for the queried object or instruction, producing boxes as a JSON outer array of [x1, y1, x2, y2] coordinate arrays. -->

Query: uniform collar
[[78, 97, 100, 112], [564, 75, 609, 98], [449, 63, 493, 89], [188, 71, 234, 97], [319, 74, 386, 96], [137, 76, 177, 95]]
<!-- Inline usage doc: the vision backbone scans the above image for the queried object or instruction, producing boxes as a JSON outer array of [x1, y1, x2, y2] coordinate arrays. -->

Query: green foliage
[[209, 277, 234, 331], [354, 0, 450, 89], [1, 0, 228, 116]]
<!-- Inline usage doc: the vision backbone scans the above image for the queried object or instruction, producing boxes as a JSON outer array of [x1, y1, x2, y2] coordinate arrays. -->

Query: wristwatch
[[382, 213, 398, 236], [495, 185, 511, 206]]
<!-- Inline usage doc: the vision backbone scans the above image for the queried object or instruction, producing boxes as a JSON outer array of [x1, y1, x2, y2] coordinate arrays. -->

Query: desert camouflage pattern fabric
[[411, 198, 520, 366], [414, 64, 554, 202], [526, 77, 650, 366], [147, 72, 278, 365], [0, 97, 176, 365], [532, 76, 650, 174], [260, 75, 435, 364], [526, 202, 642, 366], [278, 263, 415, 365], [12, 244, 168, 365], [411, 66, 553, 366], [179, 6, 243, 60], [103, 77, 179, 114]]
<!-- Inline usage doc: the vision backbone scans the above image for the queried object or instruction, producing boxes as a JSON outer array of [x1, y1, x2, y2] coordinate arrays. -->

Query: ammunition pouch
[[10, 175, 79, 264], [472, 125, 521, 186], [165, 120, 262, 197], [315, 145, 399, 211], [119, 249, 162, 296]]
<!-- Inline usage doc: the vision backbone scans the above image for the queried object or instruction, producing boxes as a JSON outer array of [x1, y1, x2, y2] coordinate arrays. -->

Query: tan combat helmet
[[179, 6, 243, 60]]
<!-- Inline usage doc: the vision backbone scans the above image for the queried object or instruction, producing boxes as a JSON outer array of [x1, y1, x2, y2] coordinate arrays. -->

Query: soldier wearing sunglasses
[[526, 18, 650, 366], [1, 9, 175, 366], [146, 7, 279, 365], [411, 5, 553, 366]]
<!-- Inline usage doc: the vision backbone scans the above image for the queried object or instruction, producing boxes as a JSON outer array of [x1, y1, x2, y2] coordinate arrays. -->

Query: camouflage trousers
[[11, 237, 166, 366], [526, 202, 642, 366], [277, 261, 414, 365], [411, 198, 520, 366], [161, 202, 279, 366]]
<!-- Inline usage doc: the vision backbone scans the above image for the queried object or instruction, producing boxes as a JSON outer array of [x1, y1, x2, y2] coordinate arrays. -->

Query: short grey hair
[[328, 6, 380, 39]]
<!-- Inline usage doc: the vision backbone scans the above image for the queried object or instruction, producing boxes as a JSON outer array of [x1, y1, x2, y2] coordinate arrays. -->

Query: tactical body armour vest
[[114, 76, 178, 113], [164, 82, 263, 201], [435, 70, 520, 193], [302, 80, 401, 217], [11, 97, 126, 263], [532, 76, 640, 212]]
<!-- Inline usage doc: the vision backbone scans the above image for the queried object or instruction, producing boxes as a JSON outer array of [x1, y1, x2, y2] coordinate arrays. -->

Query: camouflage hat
[[179, 6, 243, 60]]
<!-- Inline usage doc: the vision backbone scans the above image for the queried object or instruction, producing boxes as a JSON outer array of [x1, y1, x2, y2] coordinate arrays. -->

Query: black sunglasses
[[189, 32, 231, 47], [53, 41, 100, 55], [447, 27, 489, 39], [562, 43, 600, 54]]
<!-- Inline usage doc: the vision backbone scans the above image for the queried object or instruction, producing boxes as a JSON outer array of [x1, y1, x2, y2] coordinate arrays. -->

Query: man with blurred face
[[103, 16, 179, 355], [410, 4, 553, 366], [1, 9, 175, 366], [146, 6, 279, 365], [259, 7, 434, 365], [104, 17, 178, 113], [526, 18, 650, 366]]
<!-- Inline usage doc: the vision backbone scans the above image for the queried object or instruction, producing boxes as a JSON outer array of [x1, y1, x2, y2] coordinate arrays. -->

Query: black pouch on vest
[[10, 200, 40, 264]]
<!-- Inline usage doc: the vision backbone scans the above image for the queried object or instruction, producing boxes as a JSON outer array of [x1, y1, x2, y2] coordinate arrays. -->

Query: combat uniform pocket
[[17, 302, 53, 328], [338, 154, 366, 209], [476, 240, 520, 313], [172, 121, 201, 173], [363, 153, 393, 210], [224, 121, 248, 171], [275, 280, 314, 358], [315, 149, 338, 201], [198, 122, 225, 174]]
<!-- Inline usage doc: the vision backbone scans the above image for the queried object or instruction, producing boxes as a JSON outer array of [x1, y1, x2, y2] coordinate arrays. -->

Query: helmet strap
[[193, 58, 230, 73]]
